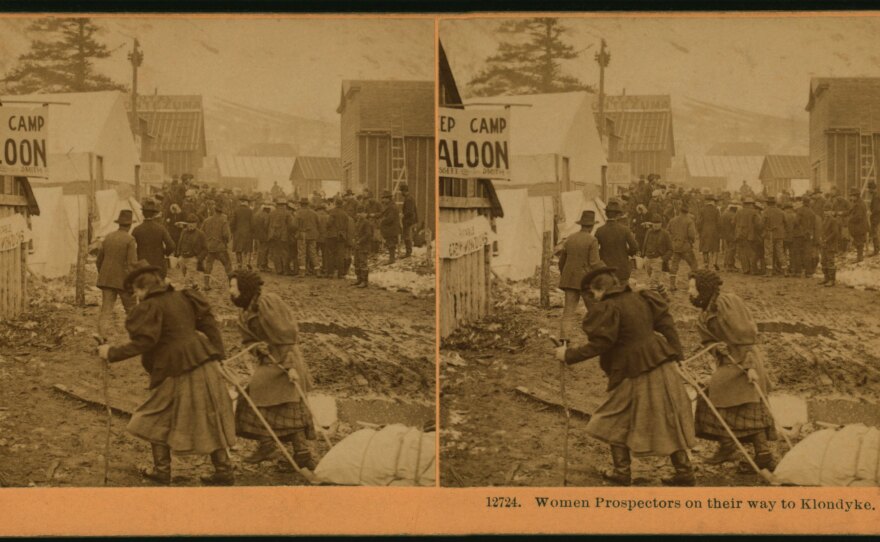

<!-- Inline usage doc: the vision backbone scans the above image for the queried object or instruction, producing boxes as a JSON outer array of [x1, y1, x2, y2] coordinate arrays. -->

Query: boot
[[244, 440, 280, 464], [203, 275, 211, 291], [738, 432, 777, 473], [404, 239, 413, 258], [662, 450, 696, 486], [704, 438, 739, 465], [352, 272, 364, 287], [201, 449, 235, 486], [824, 269, 836, 287], [601, 445, 631, 486], [358, 271, 369, 288], [293, 451, 317, 471], [141, 443, 172, 485], [818, 269, 830, 286], [856, 245, 864, 263], [669, 275, 677, 292]]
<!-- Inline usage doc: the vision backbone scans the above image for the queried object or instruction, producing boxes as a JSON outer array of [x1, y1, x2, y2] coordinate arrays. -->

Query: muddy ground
[[441, 255, 880, 488], [0, 256, 435, 488]]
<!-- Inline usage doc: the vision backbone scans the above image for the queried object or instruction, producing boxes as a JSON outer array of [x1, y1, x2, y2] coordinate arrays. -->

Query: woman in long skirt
[[688, 269, 777, 473], [556, 266, 697, 486]]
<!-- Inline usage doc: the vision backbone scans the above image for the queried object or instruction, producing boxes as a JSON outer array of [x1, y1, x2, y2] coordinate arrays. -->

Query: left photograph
[[0, 15, 436, 487]]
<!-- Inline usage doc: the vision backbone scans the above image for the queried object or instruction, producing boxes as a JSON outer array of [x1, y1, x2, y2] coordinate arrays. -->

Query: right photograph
[[438, 14, 880, 488]]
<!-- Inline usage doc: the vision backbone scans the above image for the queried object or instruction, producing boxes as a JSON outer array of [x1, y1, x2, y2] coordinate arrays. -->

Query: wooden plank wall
[[0, 176, 27, 320], [439, 207, 492, 338]]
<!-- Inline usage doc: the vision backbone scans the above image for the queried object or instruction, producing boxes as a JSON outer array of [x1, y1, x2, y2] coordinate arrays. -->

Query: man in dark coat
[[719, 203, 738, 271], [762, 196, 786, 276], [790, 197, 816, 277], [695, 195, 721, 270], [847, 189, 869, 263], [782, 200, 797, 273], [594, 200, 638, 284], [326, 198, 349, 278], [558, 210, 603, 341], [556, 267, 695, 486], [294, 198, 320, 276], [96, 210, 138, 337], [96, 262, 235, 485], [286, 200, 300, 275], [734, 197, 761, 275], [174, 214, 207, 290], [666, 203, 698, 290], [315, 201, 330, 274], [353, 205, 375, 287], [202, 203, 232, 290], [230, 196, 254, 268], [379, 191, 401, 264], [267, 198, 291, 275], [400, 183, 418, 258], [819, 209, 842, 287], [640, 214, 672, 280], [132, 200, 176, 279], [252, 203, 271, 272]]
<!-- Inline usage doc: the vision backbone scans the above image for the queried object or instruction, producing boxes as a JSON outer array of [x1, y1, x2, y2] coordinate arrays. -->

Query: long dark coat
[[696, 203, 721, 252], [595, 220, 639, 282], [230, 204, 254, 252], [132, 219, 176, 277], [558, 229, 603, 290]]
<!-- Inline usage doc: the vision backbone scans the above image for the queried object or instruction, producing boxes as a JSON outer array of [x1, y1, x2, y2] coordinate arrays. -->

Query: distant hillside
[[673, 96, 809, 158], [204, 97, 338, 157]]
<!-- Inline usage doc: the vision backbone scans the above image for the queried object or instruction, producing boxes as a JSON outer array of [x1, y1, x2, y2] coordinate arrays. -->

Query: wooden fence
[[439, 207, 492, 338], [0, 202, 28, 320]]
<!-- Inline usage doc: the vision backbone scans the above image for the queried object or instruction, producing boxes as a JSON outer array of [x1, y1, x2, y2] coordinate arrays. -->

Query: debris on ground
[[837, 256, 880, 290]]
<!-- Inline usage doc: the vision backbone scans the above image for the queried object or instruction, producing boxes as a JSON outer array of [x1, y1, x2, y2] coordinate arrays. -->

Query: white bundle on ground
[[837, 258, 880, 290], [314, 424, 435, 486], [773, 424, 880, 486], [369, 269, 434, 297]]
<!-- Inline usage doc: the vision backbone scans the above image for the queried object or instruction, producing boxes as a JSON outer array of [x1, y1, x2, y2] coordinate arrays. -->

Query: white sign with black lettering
[[439, 215, 494, 260], [438, 107, 510, 180], [0, 106, 48, 177]]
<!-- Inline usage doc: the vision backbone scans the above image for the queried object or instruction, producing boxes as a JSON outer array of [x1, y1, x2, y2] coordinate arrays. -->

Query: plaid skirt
[[586, 362, 696, 457], [694, 398, 777, 440], [127, 361, 236, 455], [235, 397, 316, 442]]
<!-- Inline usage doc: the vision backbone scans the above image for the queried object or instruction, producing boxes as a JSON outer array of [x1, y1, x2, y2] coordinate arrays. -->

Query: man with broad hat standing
[[557, 210, 604, 341], [96, 209, 138, 337], [595, 200, 639, 284], [132, 199, 176, 279]]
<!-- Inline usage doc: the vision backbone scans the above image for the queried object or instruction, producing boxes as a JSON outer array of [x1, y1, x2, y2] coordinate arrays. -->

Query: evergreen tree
[[468, 18, 592, 97], [3, 18, 126, 94]]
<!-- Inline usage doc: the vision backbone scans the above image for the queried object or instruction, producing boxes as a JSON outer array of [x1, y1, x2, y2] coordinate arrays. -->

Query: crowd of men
[[94, 173, 422, 335]]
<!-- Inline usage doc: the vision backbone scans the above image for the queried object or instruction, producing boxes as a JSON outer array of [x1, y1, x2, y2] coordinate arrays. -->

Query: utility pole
[[128, 39, 144, 199], [594, 39, 611, 140]]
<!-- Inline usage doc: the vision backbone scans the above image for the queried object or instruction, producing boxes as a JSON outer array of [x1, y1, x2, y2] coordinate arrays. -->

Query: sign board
[[0, 106, 49, 177], [140, 162, 165, 185], [606, 162, 632, 186], [0, 213, 30, 251], [599, 95, 672, 112], [439, 215, 493, 259], [438, 107, 510, 180]]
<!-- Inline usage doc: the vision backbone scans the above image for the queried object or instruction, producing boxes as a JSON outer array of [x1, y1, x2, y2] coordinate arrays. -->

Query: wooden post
[[75, 196, 88, 306], [540, 230, 551, 308]]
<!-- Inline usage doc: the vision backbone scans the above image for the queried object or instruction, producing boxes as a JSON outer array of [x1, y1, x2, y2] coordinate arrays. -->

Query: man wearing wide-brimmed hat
[[96, 261, 236, 486], [230, 195, 254, 269], [734, 196, 761, 275], [96, 209, 139, 337], [595, 199, 639, 284], [378, 190, 401, 264], [557, 210, 604, 340], [132, 199, 176, 280]]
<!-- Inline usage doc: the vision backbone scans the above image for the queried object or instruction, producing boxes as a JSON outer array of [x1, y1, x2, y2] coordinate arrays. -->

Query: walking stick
[[93, 335, 111, 486], [675, 364, 776, 484], [216, 364, 318, 484], [551, 337, 570, 487]]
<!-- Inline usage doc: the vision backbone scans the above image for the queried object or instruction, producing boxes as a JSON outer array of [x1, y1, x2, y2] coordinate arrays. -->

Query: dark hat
[[300, 197, 309, 205], [604, 200, 623, 215], [286, 199, 297, 208], [849, 189, 860, 196], [782, 201, 793, 209], [650, 213, 663, 223], [399, 183, 409, 192], [381, 190, 392, 199], [766, 196, 776, 204], [869, 181, 877, 190], [575, 210, 596, 227], [141, 200, 159, 214], [154, 193, 165, 200], [742, 196, 755, 204], [123, 260, 161, 291], [185, 213, 199, 223], [239, 195, 249, 202], [115, 209, 134, 225], [705, 194, 716, 201], [581, 266, 618, 290]]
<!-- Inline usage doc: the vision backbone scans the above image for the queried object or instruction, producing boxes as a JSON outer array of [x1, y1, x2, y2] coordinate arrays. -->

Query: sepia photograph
[[0, 15, 436, 488], [439, 14, 880, 488]]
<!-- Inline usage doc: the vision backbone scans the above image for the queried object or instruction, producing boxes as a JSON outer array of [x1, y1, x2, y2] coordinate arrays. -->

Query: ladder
[[390, 119, 408, 198], [860, 132, 876, 195]]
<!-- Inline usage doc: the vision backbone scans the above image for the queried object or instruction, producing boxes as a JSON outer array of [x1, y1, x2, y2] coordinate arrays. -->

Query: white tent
[[1, 91, 140, 188], [492, 188, 553, 281], [29, 186, 143, 279]]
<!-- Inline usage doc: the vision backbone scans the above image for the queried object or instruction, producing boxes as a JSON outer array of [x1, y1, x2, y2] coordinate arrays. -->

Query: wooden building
[[806, 77, 880, 194], [596, 94, 676, 179], [337, 79, 435, 230], [290, 157, 343, 197], [683, 155, 764, 192], [759, 155, 811, 196], [438, 41, 503, 338], [0, 176, 39, 319], [128, 94, 207, 179], [214, 155, 295, 193]]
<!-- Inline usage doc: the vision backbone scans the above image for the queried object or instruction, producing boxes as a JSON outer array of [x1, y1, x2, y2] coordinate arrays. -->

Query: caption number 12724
[[486, 496, 521, 508]]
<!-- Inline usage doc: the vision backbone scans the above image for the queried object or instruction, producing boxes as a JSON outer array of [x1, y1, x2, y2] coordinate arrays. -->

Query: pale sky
[[441, 14, 880, 121], [0, 16, 435, 122]]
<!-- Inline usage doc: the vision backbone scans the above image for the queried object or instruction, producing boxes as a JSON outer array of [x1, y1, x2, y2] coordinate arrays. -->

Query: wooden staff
[[216, 364, 318, 484], [93, 335, 111, 486], [675, 363, 776, 484], [551, 336, 571, 487]]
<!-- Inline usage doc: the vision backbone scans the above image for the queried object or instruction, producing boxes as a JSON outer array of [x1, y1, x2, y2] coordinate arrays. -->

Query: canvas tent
[[215, 155, 296, 193], [29, 186, 142, 279], [1, 91, 140, 192], [683, 155, 764, 192], [492, 189, 546, 281], [558, 190, 607, 240], [474, 92, 606, 194]]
